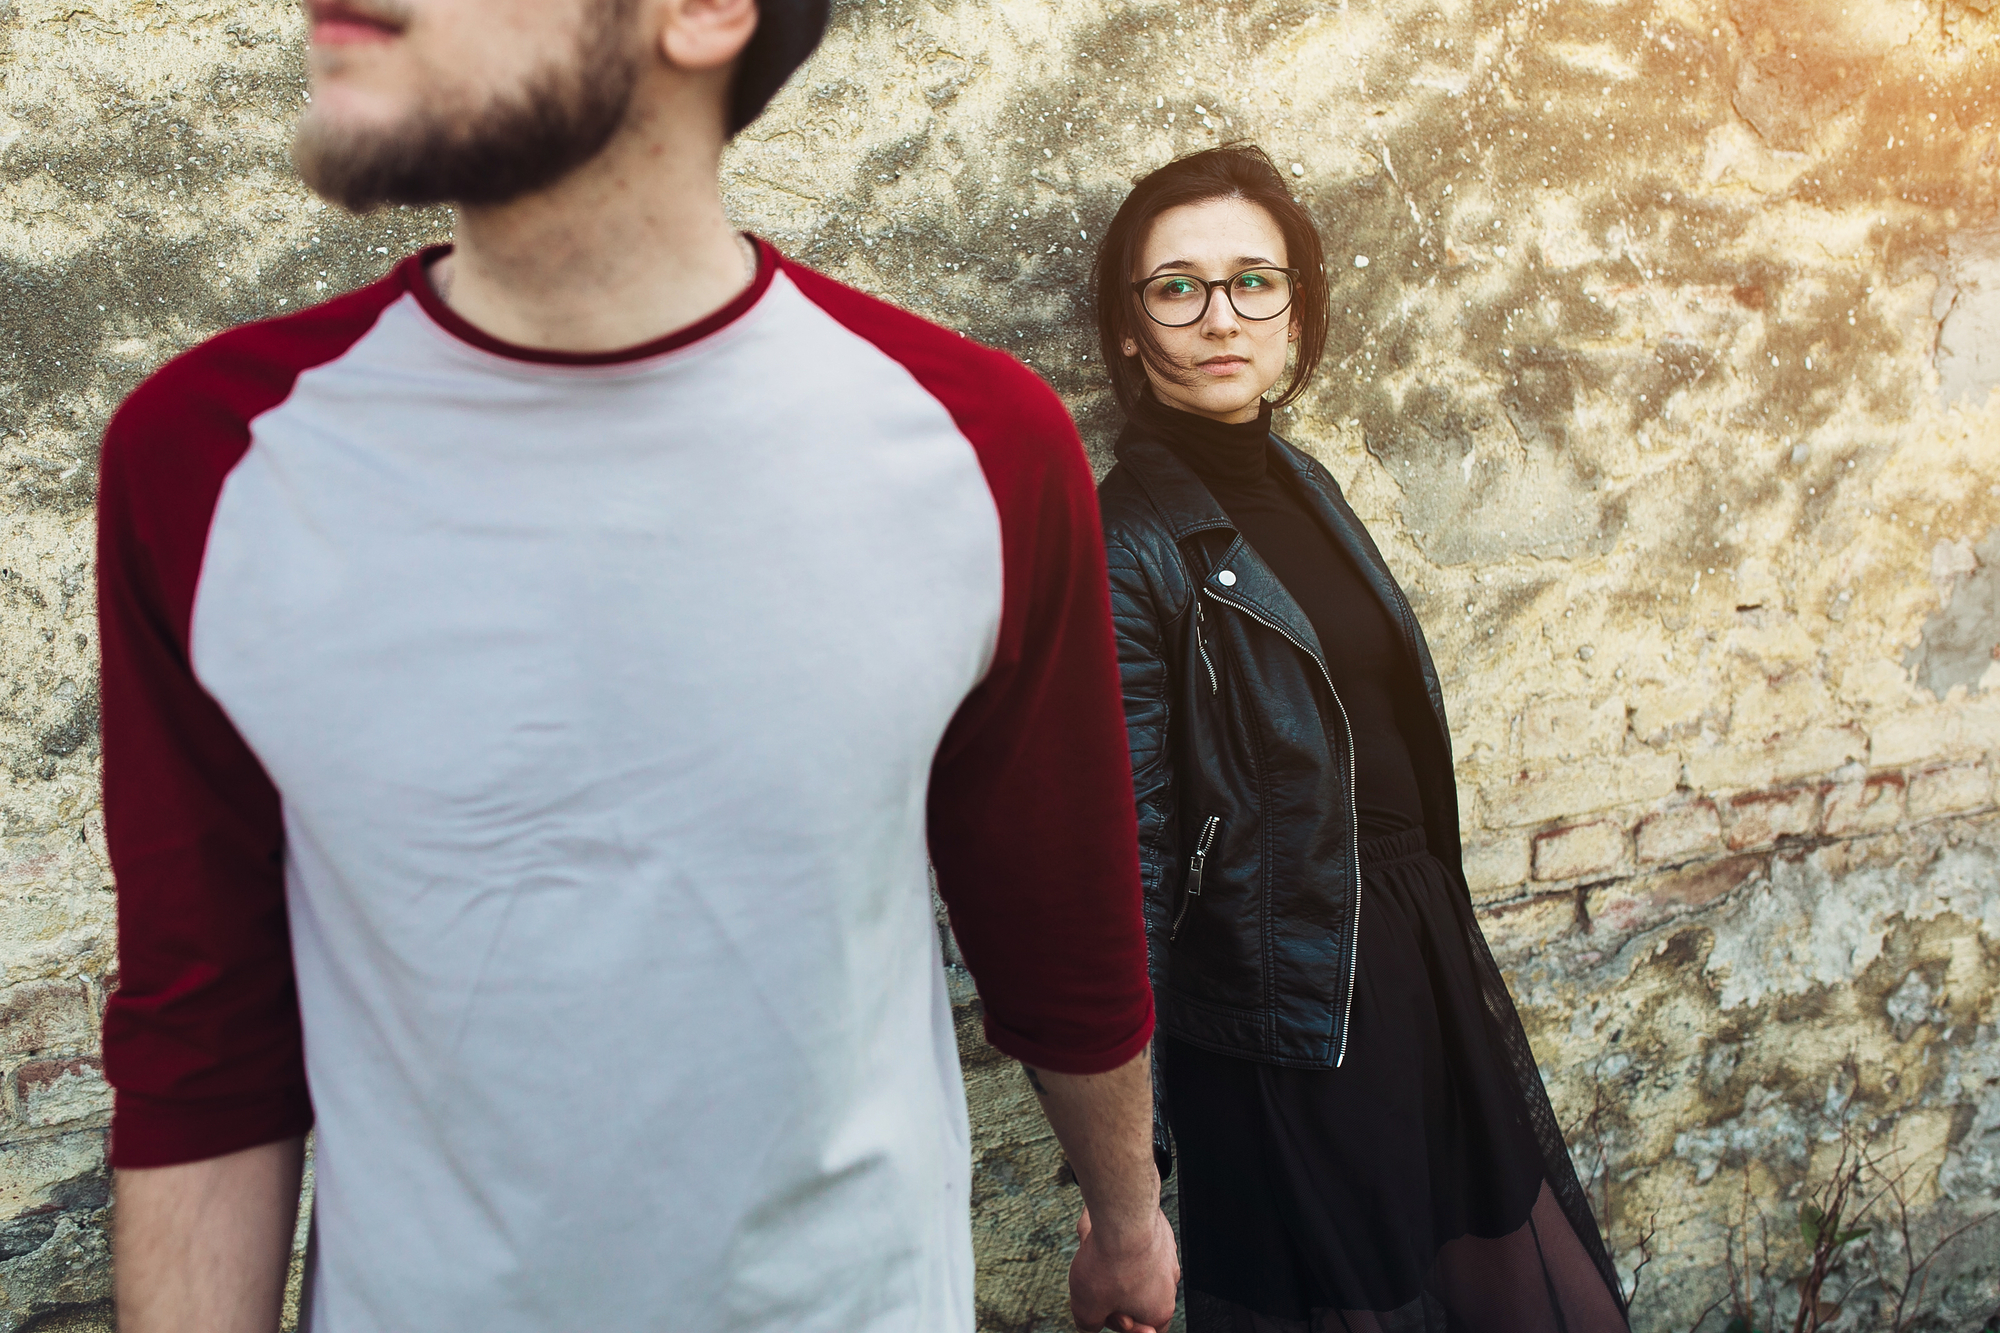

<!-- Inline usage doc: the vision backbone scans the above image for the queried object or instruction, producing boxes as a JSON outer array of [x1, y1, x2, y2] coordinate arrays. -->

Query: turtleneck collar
[[1149, 399, 1275, 487]]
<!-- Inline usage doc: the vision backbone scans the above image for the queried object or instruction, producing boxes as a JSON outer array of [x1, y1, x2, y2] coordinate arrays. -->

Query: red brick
[[1821, 773, 1905, 836], [0, 981, 94, 1058], [16, 1057, 109, 1128], [1532, 819, 1626, 881], [1587, 854, 1767, 937], [1906, 763, 1993, 821], [1724, 787, 1819, 850], [1636, 801, 1721, 865], [1475, 892, 1579, 957]]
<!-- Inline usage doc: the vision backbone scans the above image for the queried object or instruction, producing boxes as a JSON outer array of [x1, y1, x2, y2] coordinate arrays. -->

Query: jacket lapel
[[1273, 436, 1451, 726], [1114, 426, 1328, 664], [1200, 533, 1328, 669]]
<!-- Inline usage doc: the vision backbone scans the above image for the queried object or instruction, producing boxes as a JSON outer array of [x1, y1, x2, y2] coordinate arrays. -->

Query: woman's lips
[[310, 3, 401, 44], [1197, 358, 1248, 376]]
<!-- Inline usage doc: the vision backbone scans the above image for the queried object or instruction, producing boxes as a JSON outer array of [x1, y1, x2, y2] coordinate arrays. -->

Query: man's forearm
[[115, 1135, 305, 1333], [1024, 1051, 1159, 1246]]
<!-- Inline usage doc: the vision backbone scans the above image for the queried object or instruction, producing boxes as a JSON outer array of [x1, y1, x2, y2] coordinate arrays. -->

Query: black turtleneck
[[1153, 402, 1426, 839]]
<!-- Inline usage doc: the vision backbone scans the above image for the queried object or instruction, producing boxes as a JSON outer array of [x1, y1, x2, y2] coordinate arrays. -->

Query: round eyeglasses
[[1130, 266, 1300, 328]]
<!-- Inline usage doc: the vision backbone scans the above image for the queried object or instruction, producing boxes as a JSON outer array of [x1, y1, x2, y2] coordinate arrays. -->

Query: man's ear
[[659, 0, 759, 72]]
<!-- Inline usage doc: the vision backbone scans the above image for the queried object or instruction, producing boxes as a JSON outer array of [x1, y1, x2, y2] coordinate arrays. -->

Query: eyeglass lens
[[1142, 268, 1294, 327]]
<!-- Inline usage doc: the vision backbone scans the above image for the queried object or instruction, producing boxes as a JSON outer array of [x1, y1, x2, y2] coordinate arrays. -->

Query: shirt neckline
[[398, 236, 778, 367], [1150, 400, 1276, 487]]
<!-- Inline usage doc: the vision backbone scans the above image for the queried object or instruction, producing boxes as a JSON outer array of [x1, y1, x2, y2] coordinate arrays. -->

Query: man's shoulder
[[104, 269, 409, 481], [775, 253, 1075, 453]]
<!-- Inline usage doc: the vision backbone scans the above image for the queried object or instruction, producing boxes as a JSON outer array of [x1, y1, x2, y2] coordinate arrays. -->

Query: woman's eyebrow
[[1144, 255, 1281, 277]]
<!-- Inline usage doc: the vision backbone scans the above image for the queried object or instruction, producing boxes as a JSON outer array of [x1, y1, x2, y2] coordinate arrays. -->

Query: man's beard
[[293, 2, 640, 212]]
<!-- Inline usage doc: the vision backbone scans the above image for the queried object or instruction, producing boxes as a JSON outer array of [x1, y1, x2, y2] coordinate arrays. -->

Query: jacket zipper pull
[[1194, 598, 1219, 695], [1171, 815, 1221, 943], [1170, 849, 1205, 943]]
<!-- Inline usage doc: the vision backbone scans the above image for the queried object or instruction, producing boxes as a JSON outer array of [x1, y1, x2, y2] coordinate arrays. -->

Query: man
[[96, 0, 1179, 1329]]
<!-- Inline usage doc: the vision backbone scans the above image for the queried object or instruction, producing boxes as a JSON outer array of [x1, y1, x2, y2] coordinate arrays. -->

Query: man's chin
[[292, 108, 428, 213]]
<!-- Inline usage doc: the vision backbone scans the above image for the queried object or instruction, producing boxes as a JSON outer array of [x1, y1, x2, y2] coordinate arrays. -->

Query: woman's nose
[[1201, 290, 1242, 335]]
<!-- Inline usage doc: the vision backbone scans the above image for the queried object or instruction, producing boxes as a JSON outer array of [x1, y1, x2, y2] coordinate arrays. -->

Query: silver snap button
[[1218, 569, 1237, 586]]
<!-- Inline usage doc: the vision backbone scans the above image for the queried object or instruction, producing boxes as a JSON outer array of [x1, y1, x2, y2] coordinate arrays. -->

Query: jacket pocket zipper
[[1170, 815, 1222, 942]]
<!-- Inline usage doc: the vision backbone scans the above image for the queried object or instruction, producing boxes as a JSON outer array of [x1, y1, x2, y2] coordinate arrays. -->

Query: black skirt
[[1161, 827, 1630, 1333]]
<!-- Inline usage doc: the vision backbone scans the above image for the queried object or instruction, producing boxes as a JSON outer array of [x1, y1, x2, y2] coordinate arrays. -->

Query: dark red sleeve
[[784, 257, 1154, 1074], [98, 277, 404, 1168]]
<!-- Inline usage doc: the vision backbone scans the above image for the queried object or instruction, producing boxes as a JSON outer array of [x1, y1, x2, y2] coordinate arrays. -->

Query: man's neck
[[429, 94, 751, 355]]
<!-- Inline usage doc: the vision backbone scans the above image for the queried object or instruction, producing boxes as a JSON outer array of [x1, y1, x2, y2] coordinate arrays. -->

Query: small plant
[[1697, 1096, 1998, 1333], [1584, 1062, 1999, 1332]]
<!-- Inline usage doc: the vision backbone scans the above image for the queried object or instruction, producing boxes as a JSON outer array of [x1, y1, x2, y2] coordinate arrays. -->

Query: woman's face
[[1125, 196, 1297, 424]]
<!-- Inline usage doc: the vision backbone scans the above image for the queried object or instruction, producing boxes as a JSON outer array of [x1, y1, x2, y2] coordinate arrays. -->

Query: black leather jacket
[[1098, 420, 1468, 1072]]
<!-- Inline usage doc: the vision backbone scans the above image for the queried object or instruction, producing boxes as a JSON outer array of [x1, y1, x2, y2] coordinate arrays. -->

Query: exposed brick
[[1870, 711, 1960, 770], [1724, 787, 1820, 850], [1636, 801, 1722, 865], [0, 1132, 106, 1223], [1821, 773, 1906, 836], [1906, 763, 1994, 820], [0, 981, 94, 1058], [1474, 892, 1579, 959], [1482, 754, 1679, 828], [1682, 726, 1865, 796], [1519, 694, 1627, 763], [1586, 854, 1767, 938], [1532, 819, 1627, 881], [1630, 684, 1710, 745], [16, 1058, 109, 1129], [1462, 831, 1531, 901]]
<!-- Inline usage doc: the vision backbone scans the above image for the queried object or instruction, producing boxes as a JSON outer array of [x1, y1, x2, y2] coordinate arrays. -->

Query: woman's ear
[[1122, 338, 1138, 357]]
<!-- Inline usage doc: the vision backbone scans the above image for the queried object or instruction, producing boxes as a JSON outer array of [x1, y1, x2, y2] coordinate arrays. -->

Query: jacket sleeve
[[1104, 535, 1180, 1179], [1104, 538, 1178, 991]]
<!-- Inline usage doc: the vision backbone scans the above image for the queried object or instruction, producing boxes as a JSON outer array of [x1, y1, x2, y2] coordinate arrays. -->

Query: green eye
[[1160, 278, 1199, 296], [1236, 273, 1269, 290]]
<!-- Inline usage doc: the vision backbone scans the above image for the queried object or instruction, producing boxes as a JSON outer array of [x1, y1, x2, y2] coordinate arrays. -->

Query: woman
[[1092, 143, 1631, 1332]]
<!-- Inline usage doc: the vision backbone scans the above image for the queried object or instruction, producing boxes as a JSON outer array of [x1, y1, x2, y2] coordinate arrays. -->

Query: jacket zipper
[[1201, 586, 1364, 1069], [1170, 814, 1222, 942], [1193, 598, 1219, 695]]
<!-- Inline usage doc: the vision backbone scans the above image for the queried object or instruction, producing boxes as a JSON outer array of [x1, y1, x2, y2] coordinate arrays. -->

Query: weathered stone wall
[[3, 0, 1998, 1327]]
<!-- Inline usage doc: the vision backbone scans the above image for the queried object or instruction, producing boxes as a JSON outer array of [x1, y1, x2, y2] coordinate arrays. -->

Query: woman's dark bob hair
[[1092, 142, 1329, 421]]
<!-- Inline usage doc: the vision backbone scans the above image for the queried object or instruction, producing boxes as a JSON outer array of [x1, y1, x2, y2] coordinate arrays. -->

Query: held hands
[[1069, 1204, 1180, 1333]]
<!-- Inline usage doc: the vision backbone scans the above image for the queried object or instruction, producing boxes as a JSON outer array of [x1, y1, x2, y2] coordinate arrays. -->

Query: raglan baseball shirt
[[97, 239, 1154, 1333]]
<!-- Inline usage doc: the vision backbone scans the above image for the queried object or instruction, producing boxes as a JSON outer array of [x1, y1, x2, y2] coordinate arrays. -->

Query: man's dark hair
[[731, 0, 832, 134], [1091, 143, 1330, 422]]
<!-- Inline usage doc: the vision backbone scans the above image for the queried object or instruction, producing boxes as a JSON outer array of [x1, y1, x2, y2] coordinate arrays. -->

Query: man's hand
[[1071, 1204, 1179, 1333], [1022, 1052, 1179, 1332]]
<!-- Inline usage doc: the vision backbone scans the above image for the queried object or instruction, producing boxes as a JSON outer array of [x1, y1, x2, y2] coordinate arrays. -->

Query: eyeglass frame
[[1127, 265, 1303, 328]]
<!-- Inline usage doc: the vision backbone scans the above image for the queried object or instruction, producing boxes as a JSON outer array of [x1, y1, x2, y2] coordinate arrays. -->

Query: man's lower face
[[292, 0, 639, 213]]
